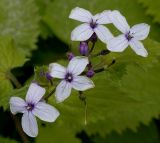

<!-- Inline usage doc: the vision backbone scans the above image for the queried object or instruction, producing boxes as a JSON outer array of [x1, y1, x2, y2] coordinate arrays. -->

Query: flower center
[[90, 19, 97, 29], [26, 103, 35, 111], [125, 31, 133, 41], [65, 73, 73, 82]]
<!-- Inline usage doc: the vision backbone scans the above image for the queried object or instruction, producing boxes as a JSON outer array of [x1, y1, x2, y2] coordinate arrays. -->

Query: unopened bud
[[45, 72, 52, 81], [67, 52, 74, 61], [79, 42, 89, 56], [86, 69, 95, 78]]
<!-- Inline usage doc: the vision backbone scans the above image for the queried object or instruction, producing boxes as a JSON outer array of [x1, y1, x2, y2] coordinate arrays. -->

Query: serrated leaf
[[0, 36, 27, 72], [0, 0, 40, 55], [35, 0, 53, 38], [138, 0, 160, 24], [36, 123, 81, 143], [43, 39, 160, 136], [10, 40, 160, 137], [0, 36, 26, 109], [43, 0, 160, 44], [91, 122, 159, 143]]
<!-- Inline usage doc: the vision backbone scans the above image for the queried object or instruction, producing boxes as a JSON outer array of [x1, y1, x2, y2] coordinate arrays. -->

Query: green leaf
[[11, 40, 160, 137], [138, 0, 160, 24], [0, 36, 27, 72], [44, 39, 160, 136], [0, 0, 40, 55], [0, 36, 26, 109], [92, 122, 159, 143], [36, 123, 81, 143], [35, 0, 53, 38], [43, 0, 160, 43], [0, 136, 18, 143]]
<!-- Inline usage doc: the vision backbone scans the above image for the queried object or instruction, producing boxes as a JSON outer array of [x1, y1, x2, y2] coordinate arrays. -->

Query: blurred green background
[[0, 0, 160, 142]]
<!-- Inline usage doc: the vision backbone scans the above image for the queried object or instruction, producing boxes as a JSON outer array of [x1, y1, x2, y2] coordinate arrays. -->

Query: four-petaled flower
[[10, 83, 60, 137], [108, 10, 150, 57], [69, 7, 113, 43], [49, 56, 95, 103]]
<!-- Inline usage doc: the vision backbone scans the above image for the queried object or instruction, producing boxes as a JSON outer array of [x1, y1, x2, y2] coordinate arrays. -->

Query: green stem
[[79, 91, 87, 125], [89, 42, 96, 54], [7, 72, 29, 142], [93, 59, 116, 73], [44, 87, 56, 101], [91, 49, 110, 57], [11, 114, 29, 143], [7, 71, 22, 88]]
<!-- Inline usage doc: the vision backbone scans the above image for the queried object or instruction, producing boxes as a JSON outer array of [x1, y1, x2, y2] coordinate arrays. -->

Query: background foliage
[[0, 0, 160, 143]]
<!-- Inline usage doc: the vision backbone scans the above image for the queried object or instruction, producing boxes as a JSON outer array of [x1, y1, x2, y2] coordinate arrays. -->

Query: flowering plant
[[10, 6, 151, 137], [0, 0, 160, 143]]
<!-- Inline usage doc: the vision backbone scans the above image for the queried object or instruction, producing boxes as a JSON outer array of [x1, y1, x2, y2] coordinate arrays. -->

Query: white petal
[[71, 23, 94, 41], [130, 23, 150, 40], [33, 102, 60, 122], [110, 10, 130, 33], [26, 83, 46, 104], [67, 56, 89, 75], [69, 7, 92, 23], [129, 40, 148, 57], [72, 76, 95, 91], [49, 63, 66, 79], [55, 80, 72, 103], [107, 34, 129, 52], [94, 10, 112, 24], [94, 25, 113, 43], [22, 112, 38, 137], [10, 97, 26, 115]]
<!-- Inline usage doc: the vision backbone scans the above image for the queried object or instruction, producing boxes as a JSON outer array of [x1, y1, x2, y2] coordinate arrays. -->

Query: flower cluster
[[9, 7, 150, 137], [70, 7, 150, 57]]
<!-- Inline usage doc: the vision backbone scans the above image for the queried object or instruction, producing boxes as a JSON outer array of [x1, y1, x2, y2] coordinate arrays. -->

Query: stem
[[94, 59, 116, 73], [82, 59, 116, 75], [44, 87, 56, 101], [91, 49, 110, 57], [84, 100, 87, 125], [89, 42, 95, 54], [11, 114, 29, 143], [7, 71, 22, 88], [8, 72, 29, 143], [79, 91, 87, 125]]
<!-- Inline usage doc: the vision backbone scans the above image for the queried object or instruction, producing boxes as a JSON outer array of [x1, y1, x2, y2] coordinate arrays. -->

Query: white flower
[[69, 7, 113, 43], [10, 83, 60, 137], [108, 10, 150, 57], [49, 56, 95, 103]]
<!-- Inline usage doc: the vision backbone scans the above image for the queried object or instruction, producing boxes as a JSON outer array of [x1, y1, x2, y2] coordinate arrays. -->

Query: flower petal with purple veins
[[22, 112, 38, 137], [67, 56, 89, 75], [33, 102, 60, 122], [26, 83, 46, 104]]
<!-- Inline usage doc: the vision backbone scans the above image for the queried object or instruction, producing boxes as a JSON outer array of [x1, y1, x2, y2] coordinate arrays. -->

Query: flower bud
[[67, 52, 74, 61], [79, 42, 89, 56], [46, 72, 52, 81], [86, 69, 95, 78]]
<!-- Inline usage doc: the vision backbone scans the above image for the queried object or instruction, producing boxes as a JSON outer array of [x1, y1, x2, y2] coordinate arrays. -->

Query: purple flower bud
[[86, 69, 95, 78], [67, 52, 74, 61], [79, 42, 89, 56], [46, 72, 52, 81]]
